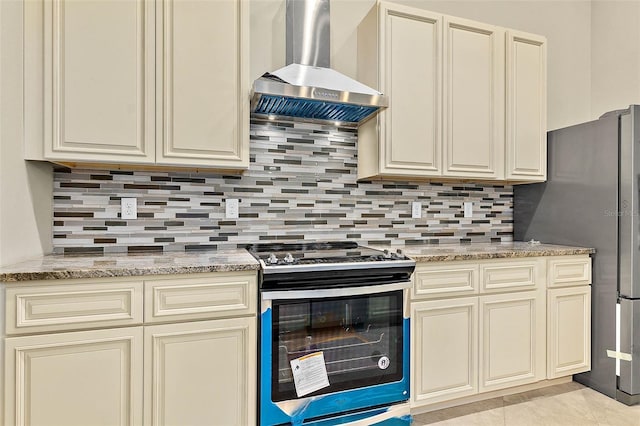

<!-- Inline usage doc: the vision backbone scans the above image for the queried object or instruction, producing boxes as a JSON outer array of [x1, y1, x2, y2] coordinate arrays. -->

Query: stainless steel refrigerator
[[514, 105, 640, 405]]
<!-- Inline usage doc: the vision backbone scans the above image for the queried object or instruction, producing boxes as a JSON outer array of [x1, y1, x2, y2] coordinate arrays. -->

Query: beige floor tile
[[579, 388, 640, 426], [413, 407, 504, 426], [412, 398, 504, 425]]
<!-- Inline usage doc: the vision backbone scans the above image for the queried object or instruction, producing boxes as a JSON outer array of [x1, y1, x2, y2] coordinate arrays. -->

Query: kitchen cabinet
[[411, 255, 588, 410], [411, 297, 478, 405], [479, 290, 546, 392], [4, 327, 144, 426], [546, 256, 592, 379], [24, 0, 249, 171], [144, 318, 256, 426], [357, 1, 546, 183], [2, 272, 257, 425]]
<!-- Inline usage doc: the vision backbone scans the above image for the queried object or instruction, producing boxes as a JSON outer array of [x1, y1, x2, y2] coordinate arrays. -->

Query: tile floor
[[412, 382, 640, 426]]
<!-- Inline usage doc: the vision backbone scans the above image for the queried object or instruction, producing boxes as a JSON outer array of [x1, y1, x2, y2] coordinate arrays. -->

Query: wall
[[591, 0, 640, 118], [0, 0, 52, 267], [52, 119, 513, 253]]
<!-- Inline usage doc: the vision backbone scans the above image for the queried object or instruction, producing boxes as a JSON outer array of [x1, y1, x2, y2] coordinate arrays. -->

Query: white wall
[[591, 0, 640, 118], [252, 0, 593, 131], [0, 0, 52, 267]]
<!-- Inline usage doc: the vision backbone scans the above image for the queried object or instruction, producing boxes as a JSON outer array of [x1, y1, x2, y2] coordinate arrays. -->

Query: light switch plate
[[464, 201, 473, 218], [412, 202, 422, 219], [226, 199, 239, 219]]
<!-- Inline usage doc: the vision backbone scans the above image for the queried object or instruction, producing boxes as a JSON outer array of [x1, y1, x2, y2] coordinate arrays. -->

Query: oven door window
[[271, 290, 403, 401]]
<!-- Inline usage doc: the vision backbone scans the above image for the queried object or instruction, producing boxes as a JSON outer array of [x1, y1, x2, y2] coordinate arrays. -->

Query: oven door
[[259, 282, 410, 425]]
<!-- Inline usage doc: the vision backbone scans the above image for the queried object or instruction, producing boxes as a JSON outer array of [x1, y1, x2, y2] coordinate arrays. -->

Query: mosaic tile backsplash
[[52, 119, 514, 254]]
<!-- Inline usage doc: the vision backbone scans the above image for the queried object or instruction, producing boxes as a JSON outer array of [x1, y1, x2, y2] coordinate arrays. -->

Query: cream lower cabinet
[[24, 0, 249, 171], [4, 327, 144, 426], [144, 317, 256, 426], [411, 255, 590, 410], [479, 290, 546, 392], [412, 297, 478, 405], [3, 272, 257, 425]]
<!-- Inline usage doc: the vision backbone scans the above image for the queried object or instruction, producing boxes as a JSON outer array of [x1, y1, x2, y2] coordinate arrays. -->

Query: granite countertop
[[0, 242, 595, 283], [0, 249, 260, 282], [392, 241, 595, 262]]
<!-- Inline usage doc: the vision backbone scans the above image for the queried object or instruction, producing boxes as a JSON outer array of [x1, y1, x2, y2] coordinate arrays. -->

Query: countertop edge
[[406, 247, 595, 262]]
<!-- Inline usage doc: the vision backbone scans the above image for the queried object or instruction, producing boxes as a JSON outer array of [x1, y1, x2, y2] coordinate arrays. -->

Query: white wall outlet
[[464, 201, 473, 218], [226, 198, 239, 219], [412, 201, 422, 219], [121, 198, 137, 219]]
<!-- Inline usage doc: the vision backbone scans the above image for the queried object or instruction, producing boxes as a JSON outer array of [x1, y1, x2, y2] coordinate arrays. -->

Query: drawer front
[[547, 256, 592, 288], [413, 262, 479, 299], [144, 272, 257, 323], [480, 259, 542, 292], [6, 281, 143, 334]]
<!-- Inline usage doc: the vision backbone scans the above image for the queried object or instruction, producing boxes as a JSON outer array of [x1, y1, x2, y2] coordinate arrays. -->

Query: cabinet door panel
[[158, 0, 248, 168], [144, 317, 256, 426], [4, 327, 143, 426], [44, 0, 155, 162], [506, 30, 547, 181], [380, 6, 441, 175], [412, 297, 478, 406], [443, 17, 504, 178], [547, 286, 591, 378], [479, 290, 545, 392]]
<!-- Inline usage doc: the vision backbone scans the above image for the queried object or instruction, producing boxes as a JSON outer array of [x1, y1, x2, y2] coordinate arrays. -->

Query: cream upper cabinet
[[442, 17, 505, 179], [156, 0, 249, 168], [506, 30, 547, 181], [31, 0, 156, 164], [25, 0, 249, 171], [357, 2, 546, 183], [4, 327, 144, 426], [358, 3, 442, 179]]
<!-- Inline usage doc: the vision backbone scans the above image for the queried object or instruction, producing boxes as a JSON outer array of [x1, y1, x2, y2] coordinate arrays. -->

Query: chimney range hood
[[250, 0, 388, 127]]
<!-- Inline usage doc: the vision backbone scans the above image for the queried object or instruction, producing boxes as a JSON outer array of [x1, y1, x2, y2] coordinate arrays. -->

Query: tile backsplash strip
[[52, 119, 513, 254]]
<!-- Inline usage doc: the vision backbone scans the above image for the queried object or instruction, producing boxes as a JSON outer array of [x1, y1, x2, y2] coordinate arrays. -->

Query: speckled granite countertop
[[0, 249, 259, 282], [388, 242, 595, 262], [0, 242, 595, 283]]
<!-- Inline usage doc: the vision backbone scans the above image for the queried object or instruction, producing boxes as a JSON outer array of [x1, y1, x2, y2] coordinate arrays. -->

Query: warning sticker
[[290, 351, 330, 397]]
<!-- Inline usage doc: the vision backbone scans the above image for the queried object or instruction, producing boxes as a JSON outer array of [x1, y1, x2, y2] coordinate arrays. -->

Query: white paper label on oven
[[290, 351, 330, 397]]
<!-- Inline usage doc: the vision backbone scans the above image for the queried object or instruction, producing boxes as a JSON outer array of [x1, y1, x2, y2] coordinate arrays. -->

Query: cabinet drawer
[[144, 272, 257, 323], [547, 256, 591, 287], [480, 259, 542, 292], [413, 262, 479, 299], [6, 281, 143, 335]]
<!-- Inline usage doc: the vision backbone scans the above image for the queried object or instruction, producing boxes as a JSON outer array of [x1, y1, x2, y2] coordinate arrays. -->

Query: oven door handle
[[260, 281, 411, 300]]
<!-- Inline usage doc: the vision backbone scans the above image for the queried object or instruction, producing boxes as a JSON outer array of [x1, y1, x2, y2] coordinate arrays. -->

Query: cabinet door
[[42, 0, 155, 163], [144, 317, 256, 426], [378, 4, 442, 176], [506, 30, 547, 181], [479, 290, 545, 392], [443, 17, 504, 179], [4, 327, 143, 426], [547, 286, 591, 379], [157, 0, 249, 169], [411, 297, 478, 407]]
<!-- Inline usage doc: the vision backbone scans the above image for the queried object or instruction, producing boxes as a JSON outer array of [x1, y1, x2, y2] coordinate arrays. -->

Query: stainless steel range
[[248, 241, 415, 426]]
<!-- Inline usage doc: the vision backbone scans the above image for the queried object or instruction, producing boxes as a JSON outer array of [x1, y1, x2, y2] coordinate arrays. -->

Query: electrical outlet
[[412, 201, 422, 219], [226, 198, 239, 219], [464, 201, 473, 218], [121, 198, 137, 219]]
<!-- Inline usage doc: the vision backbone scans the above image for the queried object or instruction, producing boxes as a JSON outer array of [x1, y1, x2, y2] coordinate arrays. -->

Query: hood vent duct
[[250, 0, 388, 127]]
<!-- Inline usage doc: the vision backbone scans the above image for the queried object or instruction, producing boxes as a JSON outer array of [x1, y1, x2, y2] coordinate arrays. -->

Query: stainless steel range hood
[[250, 0, 388, 127]]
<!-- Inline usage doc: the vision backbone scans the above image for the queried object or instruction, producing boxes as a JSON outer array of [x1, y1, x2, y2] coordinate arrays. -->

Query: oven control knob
[[383, 249, 392, 259], [267, 253, 279, 265], [284, 253, 295, 263]]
